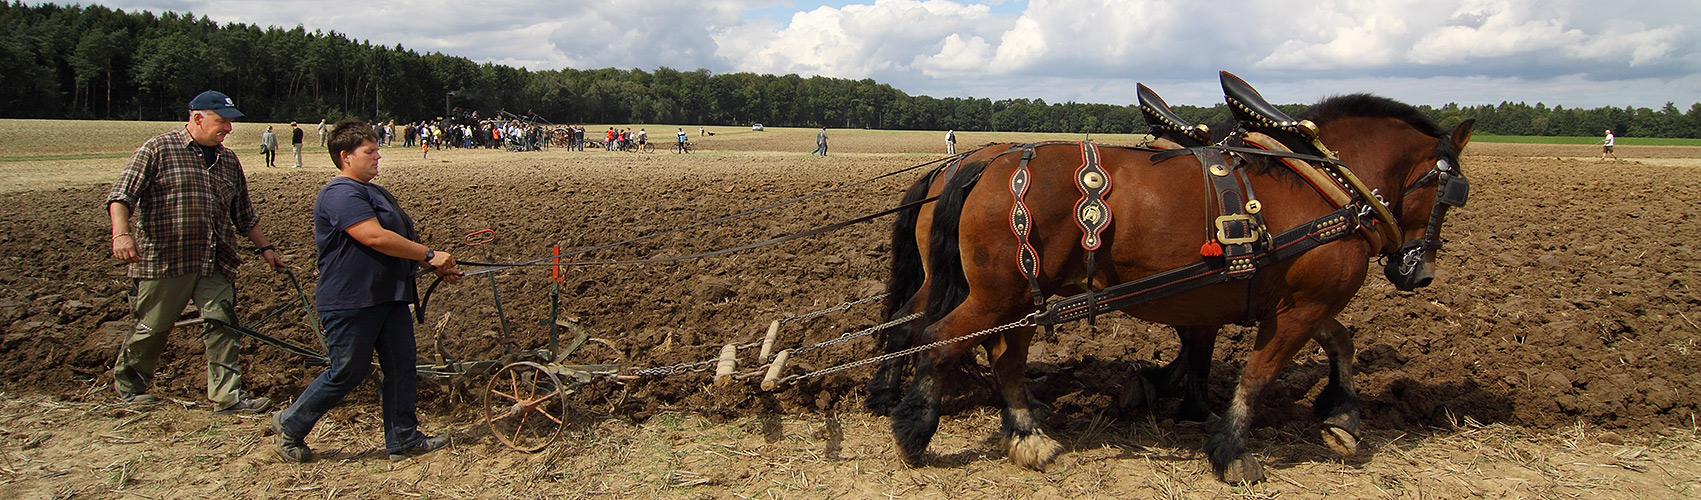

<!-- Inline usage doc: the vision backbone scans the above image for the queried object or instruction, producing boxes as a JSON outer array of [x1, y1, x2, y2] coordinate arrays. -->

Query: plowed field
[[1, 121, 1698, 498]]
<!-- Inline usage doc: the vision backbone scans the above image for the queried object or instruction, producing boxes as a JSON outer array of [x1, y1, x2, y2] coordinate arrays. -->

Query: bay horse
[[866, 91, 1474, 483]]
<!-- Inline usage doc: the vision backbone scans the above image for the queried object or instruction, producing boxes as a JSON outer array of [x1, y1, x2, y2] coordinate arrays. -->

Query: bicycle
[[675, 141, 694, 154]]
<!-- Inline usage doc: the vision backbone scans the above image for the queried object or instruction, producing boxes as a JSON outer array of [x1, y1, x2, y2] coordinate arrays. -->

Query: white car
[[752, 123, 764, 131]]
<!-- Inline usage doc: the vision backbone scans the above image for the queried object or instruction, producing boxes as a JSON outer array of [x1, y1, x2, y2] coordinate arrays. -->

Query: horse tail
[[883, 165, 945, 320], [923, 158, 992, 322]]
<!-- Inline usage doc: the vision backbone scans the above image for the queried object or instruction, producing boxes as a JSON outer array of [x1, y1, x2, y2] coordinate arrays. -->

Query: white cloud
[[712, 0, 1000, 78], [1407, 1, 1587, 64], [48, 0, 1701, 108]]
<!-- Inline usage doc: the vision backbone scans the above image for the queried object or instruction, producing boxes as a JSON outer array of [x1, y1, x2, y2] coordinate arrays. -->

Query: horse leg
[[1140, 325, 1220, 423], [866, 293, 925, 415], [1206, 317, 1318, 484], [988, 325, 1060, 470], [890, 300, 1010, 465], [1312, 317, 1362, 458]]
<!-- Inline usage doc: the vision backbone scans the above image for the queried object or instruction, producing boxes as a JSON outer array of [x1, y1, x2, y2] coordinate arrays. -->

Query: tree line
[[5, 2, 1700, 138]]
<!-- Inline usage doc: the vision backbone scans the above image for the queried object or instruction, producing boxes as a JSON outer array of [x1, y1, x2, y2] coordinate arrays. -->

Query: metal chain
[[778, 293, 888, 325], [775, 315, 1036, 386], [628, 359, 717, 377], [791, 312, 921, 356]]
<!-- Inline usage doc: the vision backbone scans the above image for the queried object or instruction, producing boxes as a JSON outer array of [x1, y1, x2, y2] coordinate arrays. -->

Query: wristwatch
[[423, 249, 436, 263]]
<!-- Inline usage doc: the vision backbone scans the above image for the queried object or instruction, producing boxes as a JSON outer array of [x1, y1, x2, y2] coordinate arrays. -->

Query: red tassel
[[1200, 240, 1223, 257]]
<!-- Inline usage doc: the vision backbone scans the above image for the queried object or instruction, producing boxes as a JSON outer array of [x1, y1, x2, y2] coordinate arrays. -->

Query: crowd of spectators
[[363, 108, 681, 154]]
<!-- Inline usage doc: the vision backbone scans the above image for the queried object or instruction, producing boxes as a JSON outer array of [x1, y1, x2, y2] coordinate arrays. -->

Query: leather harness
[[994, 137, 1380, 329]]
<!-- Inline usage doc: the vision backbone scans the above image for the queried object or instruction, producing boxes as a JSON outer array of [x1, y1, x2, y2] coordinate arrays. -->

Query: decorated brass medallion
[[1210, 164, 1230, 177], [1245, 199, 1262, 214], [1082, 171, 1105, 189], [1081, 204, 1102, 224]]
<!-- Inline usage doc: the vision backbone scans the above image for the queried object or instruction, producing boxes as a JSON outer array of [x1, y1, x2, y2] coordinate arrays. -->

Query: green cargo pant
[[112, 272, 245, 408]]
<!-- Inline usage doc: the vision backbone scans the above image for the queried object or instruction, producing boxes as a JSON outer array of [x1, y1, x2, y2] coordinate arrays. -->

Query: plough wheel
[[484, 361, 571, 452]]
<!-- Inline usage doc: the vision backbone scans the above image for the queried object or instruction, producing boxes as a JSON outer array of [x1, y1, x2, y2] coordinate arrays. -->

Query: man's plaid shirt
[[107, 128, 261, 279]]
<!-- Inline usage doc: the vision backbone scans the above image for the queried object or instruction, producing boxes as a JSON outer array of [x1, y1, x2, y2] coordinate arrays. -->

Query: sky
[[65, 0, 1701, 109]]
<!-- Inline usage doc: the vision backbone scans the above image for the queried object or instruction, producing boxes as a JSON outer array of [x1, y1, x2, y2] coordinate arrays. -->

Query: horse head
[[1303, 96, 1474, 291]]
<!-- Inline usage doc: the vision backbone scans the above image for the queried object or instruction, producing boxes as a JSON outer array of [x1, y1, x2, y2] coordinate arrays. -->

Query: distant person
[[812, 127, 828, 156], [945, 129, 956, 155], [106, 90, 285, 414], [676, 128, 688, 153], [637, 128, 648, 151], [316, 119, 328, 147], [1600, 129, 1618, 161], [260, 125, 278, 167], [290, 122, 304, 168], [271, 121, 460, 463]]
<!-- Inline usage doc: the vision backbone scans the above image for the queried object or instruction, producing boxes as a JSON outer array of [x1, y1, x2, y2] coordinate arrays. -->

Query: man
[[676, 128, 688, 153], [290, 122, 304, 168], [945, 129, 956, 155], [316, 119, 328, 147], [813, 127, 828, 156], [260, 126, 277, 167], [107, 90, 285, 414], [1601, 129, 1618, 161]]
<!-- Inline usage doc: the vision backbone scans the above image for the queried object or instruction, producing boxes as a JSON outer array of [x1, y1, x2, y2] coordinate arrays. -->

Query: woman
[[272, 121, 461, 463]]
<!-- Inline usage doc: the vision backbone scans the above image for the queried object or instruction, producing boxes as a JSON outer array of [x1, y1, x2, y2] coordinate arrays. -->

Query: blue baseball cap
[[188, 90, 244, 118]]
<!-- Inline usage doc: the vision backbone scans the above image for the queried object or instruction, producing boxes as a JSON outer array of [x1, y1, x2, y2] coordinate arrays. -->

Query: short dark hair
[[327, 120, 378, 169]]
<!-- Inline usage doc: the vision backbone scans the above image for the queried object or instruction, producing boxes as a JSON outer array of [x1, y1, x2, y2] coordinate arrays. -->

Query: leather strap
[[1193, 147, 1261, 279], [1073, 141, 1111, 251], [1009, 144, 1044, 305], [1031, 206, 1361, 327]]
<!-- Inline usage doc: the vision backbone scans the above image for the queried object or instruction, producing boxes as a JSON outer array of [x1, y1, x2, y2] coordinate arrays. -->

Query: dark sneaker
[[388, 434, 451, 461], [114, 382, 157, 405], [119, 392, 157, 404], [213, 396, 271, 415], [271, 412, 312, 463]]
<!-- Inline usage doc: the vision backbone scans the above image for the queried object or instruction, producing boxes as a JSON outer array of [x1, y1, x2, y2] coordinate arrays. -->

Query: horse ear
[[1451, 119, 1475, 151]]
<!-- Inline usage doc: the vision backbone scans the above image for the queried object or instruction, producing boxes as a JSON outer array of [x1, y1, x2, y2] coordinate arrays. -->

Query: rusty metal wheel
[[484, 361, 571, 452]]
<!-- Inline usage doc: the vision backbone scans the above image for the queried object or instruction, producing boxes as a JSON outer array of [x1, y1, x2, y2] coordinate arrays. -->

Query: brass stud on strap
[[1082, 172, 1105, 189], [1210, 164, 1230, 177], [1245, 200, 1262, 214]]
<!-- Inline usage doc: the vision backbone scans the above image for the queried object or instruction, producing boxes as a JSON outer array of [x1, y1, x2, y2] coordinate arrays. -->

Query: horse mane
[[1303, 93, 1464, 173], [1300, 93, 1447, 139]]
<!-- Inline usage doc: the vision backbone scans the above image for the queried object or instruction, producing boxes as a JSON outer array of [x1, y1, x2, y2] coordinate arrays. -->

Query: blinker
[[1437, 173, 1470, 207]]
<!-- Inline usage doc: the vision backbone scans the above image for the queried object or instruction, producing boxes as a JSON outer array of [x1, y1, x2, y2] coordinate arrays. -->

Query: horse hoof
[[1006, 432, 1063, 471], [1118, 378, 1156, 408], [1322, 425, 1359, 458], [1220, 456, 1265, 484]]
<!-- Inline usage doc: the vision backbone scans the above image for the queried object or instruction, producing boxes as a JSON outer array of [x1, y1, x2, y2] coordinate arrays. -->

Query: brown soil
[[2, 127, 1699, 498]]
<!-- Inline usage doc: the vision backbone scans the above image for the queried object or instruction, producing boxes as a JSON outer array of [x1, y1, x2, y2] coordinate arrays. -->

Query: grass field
[[1474, 134, 1701, 146]]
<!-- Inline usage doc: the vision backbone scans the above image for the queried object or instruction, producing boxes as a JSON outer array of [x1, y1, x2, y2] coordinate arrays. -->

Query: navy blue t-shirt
[[314, 177, 418, 311]]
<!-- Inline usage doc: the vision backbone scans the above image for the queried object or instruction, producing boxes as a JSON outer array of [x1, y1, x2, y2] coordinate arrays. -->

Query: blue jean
[[277, 302, 426, 453]]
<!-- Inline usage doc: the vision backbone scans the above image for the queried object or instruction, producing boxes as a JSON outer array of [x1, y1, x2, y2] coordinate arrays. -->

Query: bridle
[[1383, 142, 1471, 290]]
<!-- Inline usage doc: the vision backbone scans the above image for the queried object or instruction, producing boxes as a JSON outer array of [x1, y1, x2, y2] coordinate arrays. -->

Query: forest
[[5, 2, 1700, 138]]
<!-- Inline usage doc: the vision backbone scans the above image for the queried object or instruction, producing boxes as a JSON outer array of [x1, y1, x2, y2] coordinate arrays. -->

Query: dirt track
[[2, 126, 1699, 498]]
